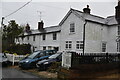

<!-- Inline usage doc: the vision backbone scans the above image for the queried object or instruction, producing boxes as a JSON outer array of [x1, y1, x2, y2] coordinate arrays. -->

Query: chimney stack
[[115, 0, 120, 24], [83, 5, 91, 14], [38, 20, 44, 30], [25, 23, 30, 32]]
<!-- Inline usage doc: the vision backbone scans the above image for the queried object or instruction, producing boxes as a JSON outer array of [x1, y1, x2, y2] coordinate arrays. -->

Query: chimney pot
[[38, 20, 44, 30], [25, 23, 30, 32], [83, 5, 91, 14]]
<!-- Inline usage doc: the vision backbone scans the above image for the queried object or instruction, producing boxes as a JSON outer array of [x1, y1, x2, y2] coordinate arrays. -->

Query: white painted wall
[[60, 12, 84, 52], [17, 32, 60, 51], [60, 12, 118, 53], [107, 25, 118, 52]]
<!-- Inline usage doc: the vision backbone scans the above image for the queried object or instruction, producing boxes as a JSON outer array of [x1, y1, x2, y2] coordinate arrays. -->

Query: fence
[[72, 53, 120, 67], [6, 53, 27, 65], [62, 52, 120, 68]]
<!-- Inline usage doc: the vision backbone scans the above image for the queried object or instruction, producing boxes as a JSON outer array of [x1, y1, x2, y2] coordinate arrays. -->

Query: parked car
[[19, 50, 57, 69], [36, 52, 62, 70], [0, 53, 9, 67]]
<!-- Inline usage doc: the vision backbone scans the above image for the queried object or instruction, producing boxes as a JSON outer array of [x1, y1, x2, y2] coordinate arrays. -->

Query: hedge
[[6, 44, 31, 55]]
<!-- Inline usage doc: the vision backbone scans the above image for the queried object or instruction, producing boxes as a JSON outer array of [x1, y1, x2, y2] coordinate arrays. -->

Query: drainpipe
[[83, 20, 87, 55]]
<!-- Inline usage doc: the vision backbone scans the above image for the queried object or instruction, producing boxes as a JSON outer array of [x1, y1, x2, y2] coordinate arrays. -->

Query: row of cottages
[[16, 1, 120, 53]]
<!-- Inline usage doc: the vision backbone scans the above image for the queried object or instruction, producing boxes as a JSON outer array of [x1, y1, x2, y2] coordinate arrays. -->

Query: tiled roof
[[72, 8, 118, 25], [24, 25, 60, 36]]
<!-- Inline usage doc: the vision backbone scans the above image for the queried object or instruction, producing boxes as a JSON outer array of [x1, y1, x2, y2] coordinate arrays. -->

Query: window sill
[[69, 32, 75, 35], [76, 49, 83, 51]]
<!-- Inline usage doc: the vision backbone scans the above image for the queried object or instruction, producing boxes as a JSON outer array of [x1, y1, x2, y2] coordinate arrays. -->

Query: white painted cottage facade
[[16, 2, 120, 53]]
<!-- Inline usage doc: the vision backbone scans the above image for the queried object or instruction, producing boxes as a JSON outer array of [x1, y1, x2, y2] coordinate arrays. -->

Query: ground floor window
[[43, 47, 46, 50], [65, 41, 72, 49], [117, 42, 120, 52], [102, 42, 107, 52], [76, 41, 83, 50]]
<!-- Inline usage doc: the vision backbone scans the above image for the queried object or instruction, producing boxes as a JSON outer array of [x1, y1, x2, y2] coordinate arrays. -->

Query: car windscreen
[[49, 52, 61, 59], [27, 51, 41, 59]]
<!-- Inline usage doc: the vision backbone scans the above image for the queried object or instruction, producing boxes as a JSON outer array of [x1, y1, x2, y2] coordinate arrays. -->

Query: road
[[1, 66, 49, 80]]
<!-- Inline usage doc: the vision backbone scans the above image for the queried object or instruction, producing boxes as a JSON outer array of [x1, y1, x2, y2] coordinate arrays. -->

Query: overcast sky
[[0, 0, 118, 29]]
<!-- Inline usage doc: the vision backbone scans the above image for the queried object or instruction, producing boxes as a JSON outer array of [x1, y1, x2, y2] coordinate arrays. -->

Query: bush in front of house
[[6, 44, 31, 55], [47, 62, 61, 73]]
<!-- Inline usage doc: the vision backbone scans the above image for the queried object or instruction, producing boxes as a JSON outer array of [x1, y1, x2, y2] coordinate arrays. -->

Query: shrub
[[6, 44, 31, 55], [47, 62, 61, 73]]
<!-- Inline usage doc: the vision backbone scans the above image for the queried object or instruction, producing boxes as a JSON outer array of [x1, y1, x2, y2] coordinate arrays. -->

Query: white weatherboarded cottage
[[16, 1, 120, 53], [59, 8, 118, 53]]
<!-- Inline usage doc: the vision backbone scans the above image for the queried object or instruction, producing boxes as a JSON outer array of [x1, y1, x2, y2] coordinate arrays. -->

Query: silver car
[[0, 53, 9, 66]]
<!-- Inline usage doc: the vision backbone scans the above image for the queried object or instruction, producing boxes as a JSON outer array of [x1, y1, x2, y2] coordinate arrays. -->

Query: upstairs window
[[33, 35, 35, 41], [118, 26, 120, 35], [70, 23, 75, 33], [53, 33, 57, 40], [42, 34, 46, 40], [102, 42, 107, 52], [27, 36, 29, 40], [65, 41, 72, 49], [76, 41, 83, 50]]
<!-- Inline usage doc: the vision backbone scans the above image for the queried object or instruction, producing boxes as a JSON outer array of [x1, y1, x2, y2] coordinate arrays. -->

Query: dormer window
[[70, 23, 75, 33]]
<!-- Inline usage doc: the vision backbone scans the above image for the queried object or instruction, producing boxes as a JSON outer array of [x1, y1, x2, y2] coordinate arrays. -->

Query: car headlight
[[25, 60, 29, 63], [44, 62, 49, 64]]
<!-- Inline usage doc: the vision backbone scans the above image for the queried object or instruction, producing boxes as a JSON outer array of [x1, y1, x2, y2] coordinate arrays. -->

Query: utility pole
[[0, 17, 4, 53], [1, 17, 4, 29], [83, 21, 87, 55]]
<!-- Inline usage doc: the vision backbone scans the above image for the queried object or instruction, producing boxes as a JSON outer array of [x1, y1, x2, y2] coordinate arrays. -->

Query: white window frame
[[70, 23, 75, 33], [33, 35, 35, 41], [117, 42, 120, 52], [102, 42, 107, 52], [65, 41, 72, 49], [118, 26, 120, 35], [27, 36, 29, 40], [76, 41, 83, 50], [42, 34, 46, 40], [53, 33, 57, 40]]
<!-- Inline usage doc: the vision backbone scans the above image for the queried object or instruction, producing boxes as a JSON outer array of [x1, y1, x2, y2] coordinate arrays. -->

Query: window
[[65, 41, 72, 49], [42, 34, 46, 40], [70, 23, 75, 33], [43, 47, 46, 50], [118, 26, 120, 35], [27, 36, 29, 40], [102, 42, 107, 52], [48, 46, 52, 50], [76, 41, 83, 50], [53, 33, 57, 40], [117, 42, 120, 52], [33, 35, 35, 41]]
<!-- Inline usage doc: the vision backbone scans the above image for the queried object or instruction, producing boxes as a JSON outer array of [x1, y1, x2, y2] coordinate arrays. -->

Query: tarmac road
[[1, 66, 49, 80]]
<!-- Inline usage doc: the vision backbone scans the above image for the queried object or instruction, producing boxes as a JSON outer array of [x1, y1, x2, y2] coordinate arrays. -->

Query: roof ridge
[[71, 8, 105, 19]]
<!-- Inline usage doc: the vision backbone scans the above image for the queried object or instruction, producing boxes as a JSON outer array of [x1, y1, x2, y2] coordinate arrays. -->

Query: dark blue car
[[36, 52, 62, 70], [19, 50, 57, 69]]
